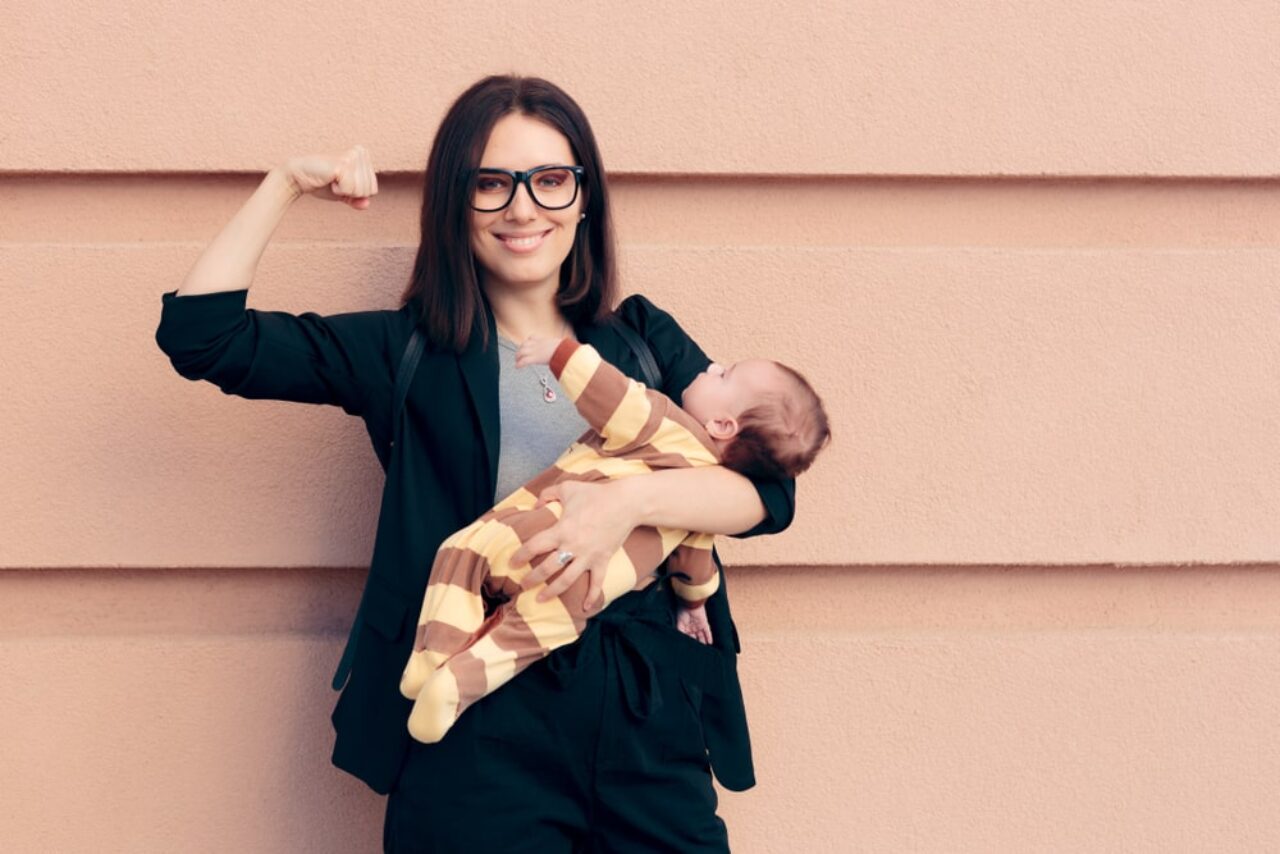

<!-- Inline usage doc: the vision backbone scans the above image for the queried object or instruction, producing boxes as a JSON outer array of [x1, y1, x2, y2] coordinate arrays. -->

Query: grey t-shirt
[[493, 336, 590, 503]]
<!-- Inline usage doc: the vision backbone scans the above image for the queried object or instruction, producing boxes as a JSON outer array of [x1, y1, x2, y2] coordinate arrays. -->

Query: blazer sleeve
[[614, 294, 797, 538], [154, 288, 399, 417]]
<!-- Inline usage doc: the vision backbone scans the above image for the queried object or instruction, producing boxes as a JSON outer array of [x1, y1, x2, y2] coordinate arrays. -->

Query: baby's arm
[[668, 532, 719, 645], [666, 533, 720, 606], [518, 336, 669, 452]]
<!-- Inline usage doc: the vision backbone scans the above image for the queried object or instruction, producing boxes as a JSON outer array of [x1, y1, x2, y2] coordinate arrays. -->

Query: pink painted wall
[[4, 2, 1280, 851]]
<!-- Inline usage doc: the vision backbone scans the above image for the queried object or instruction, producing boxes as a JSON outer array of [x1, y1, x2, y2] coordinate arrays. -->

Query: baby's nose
[[708, 362, 725, 377]]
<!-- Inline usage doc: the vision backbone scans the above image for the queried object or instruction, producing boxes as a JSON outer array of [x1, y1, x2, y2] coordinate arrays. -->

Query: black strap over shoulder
[[394, 327, 425, 426], [611, 317, 662, 389], [371, 327, 424, 471]]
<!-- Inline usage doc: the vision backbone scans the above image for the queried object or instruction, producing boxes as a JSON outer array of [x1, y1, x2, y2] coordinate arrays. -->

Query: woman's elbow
[[732, 477, 796, 539]]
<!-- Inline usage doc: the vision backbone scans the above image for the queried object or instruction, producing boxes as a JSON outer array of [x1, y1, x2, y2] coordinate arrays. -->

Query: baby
[[400, 335, 830, 743]]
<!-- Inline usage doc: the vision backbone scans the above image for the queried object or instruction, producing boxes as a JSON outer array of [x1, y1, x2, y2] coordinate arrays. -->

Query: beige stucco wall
[[4, 2, 1279, 851]]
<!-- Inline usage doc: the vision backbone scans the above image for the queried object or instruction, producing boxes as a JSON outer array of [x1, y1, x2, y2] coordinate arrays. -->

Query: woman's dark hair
[[401, 75, 618, 352]]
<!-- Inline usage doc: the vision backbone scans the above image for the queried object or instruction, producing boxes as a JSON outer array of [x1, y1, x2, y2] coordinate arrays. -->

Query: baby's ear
[[705, 416, 739, 441]]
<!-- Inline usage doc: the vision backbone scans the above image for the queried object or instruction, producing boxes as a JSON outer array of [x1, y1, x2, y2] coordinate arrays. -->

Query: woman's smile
[[494, 227, 554, 253]]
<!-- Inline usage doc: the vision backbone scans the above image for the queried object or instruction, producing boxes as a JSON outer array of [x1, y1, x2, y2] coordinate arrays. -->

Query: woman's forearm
[[177, 168, 301, 296], [621, 466, 766, 536]]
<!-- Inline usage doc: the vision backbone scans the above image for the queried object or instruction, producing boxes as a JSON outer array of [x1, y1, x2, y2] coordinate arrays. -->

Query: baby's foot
[[406, 668, 461, 744]]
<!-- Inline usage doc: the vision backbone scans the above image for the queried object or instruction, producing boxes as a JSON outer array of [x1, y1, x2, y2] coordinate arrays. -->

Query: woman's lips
[[495, 229, 552, 254]]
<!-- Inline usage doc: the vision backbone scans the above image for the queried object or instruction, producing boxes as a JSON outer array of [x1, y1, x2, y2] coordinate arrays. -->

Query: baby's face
[[682, 359, 786, 427]]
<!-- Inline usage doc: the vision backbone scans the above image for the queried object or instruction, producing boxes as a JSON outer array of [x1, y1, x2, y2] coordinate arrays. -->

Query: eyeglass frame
[[469, 165, 586, 212]]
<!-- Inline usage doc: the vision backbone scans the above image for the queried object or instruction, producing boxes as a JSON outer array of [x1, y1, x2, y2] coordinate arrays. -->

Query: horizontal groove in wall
[[1, 174, 1277, 248], [6, 171, 1280, 182], [2, 564, 1277, 638]]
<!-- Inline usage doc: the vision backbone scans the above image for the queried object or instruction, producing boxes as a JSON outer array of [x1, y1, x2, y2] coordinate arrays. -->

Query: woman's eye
[[536, 175, 565, 189], [476, 177, 510, 193]]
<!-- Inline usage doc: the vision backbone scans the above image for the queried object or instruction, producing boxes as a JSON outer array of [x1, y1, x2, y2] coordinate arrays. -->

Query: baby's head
[[681, 359, 831, 479]]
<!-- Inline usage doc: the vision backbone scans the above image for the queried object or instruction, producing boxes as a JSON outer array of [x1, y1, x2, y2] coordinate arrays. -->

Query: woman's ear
[[705, 416, 740, 441]]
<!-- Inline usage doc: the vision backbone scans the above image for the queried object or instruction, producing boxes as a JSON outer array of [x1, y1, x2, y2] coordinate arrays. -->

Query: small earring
[[579, 213, 586, 222]]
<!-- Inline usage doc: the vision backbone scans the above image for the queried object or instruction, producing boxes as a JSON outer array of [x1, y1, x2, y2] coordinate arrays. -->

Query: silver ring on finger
[[556, 550, 574, 567]]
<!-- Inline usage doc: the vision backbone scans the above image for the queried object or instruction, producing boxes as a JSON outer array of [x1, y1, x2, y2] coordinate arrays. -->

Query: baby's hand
[[676, 603, 714, 645], [515, 335, 562, 368]]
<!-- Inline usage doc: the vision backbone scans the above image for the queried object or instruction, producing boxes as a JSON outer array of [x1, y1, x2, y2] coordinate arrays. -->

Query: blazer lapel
[[457, 309, 500, 499]]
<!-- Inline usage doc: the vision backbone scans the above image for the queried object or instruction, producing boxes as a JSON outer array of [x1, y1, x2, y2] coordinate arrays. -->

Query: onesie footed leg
[[399, 647, 439, 699], [407, 667, 461, 744], [403, 618, 470, 697], [402, 551, 489, 696]]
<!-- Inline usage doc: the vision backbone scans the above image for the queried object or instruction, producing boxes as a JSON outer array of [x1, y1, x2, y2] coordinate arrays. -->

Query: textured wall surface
[[3, 2, 1280, 852], [7, 1, 1280, 174]]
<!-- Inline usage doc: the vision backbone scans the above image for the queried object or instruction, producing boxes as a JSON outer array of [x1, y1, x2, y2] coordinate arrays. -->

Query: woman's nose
[[504, 183, 538, 222]]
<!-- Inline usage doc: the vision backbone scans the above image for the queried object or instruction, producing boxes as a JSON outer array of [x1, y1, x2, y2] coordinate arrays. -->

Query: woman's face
[[470, 112, 583, 297]]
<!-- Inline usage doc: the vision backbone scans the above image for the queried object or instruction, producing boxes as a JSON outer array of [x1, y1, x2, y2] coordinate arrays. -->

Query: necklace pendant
[[539, 376, 557, 403]]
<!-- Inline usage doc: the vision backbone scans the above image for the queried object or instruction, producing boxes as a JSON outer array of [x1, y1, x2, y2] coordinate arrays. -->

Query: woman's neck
[[485, 280, 569, 342]]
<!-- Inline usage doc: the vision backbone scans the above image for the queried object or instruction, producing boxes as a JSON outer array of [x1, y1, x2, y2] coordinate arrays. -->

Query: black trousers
[[383, 585, 730, 853]]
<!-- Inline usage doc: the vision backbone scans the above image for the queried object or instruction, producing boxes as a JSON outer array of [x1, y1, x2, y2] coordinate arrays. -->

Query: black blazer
[[155, 288, 795, 793]]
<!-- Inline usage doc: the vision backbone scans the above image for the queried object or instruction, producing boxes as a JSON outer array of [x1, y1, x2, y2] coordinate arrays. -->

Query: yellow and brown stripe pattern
[[400, 340, 723, 744]]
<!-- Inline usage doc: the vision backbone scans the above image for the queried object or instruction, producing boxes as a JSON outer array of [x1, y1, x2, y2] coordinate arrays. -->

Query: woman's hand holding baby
[[511, 480, 639, 612]]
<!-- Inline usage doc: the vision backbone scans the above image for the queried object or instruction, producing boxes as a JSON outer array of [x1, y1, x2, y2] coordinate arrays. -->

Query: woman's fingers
[[335, 147, 359, 197], [534, 484, 563, 508], [525, 554, 605, 612], [330, 145, 376, 209], [536, 557, 589, 604], [356, 145, 377, 200], [359, 144, 377, 197], [281, 145, 375, 205], [530, 552, 575, 601], [512, 528, 557, 570], [581, 566, 605, 612]]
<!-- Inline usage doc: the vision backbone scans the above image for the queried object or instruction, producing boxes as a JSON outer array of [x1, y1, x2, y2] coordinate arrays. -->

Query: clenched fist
[[279, 145, 378, 210]]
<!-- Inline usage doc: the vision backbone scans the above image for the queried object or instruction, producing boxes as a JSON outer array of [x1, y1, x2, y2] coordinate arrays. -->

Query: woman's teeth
[[499, 231, 549, 249]]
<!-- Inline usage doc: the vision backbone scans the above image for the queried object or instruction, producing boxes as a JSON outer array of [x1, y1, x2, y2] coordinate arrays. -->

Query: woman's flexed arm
[[157, 146, 392, 415], [179, 146, 377, 296]]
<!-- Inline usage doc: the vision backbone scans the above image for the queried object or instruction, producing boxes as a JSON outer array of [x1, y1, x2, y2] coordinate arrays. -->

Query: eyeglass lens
[[473, 168, 579, 212]]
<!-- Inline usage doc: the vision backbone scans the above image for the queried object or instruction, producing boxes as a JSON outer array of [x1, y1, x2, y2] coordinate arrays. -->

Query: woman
[[156, 75, 794, 852]]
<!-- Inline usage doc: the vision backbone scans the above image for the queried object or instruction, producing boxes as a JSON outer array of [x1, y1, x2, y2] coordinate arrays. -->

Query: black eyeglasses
[[470, 165, 585, 212]]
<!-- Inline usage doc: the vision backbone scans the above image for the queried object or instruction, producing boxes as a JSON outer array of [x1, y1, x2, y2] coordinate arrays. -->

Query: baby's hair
[[719, 363, 831, 480]]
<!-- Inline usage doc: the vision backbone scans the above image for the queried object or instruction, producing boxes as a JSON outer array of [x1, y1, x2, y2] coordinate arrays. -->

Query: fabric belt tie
[[541, 582, 754, 791], [545, 609, 666, 721], [544, 585, 726, 722]]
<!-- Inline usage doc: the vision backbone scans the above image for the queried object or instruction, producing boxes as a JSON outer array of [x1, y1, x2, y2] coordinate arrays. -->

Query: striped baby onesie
[[400, 338, 722, 744]]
